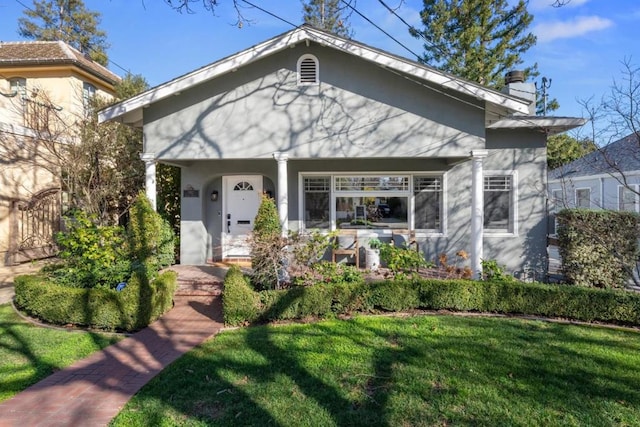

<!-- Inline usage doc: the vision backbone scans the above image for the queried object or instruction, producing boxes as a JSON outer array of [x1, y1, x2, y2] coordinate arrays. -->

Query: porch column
[[273, 152, 289, 236], [140, 153, 157, 211], [470, 150, 488, 280]]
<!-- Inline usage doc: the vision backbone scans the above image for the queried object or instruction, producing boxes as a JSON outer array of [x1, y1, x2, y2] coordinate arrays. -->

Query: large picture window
[[484, 175, 513, 233], [301, 173, 444, 233]]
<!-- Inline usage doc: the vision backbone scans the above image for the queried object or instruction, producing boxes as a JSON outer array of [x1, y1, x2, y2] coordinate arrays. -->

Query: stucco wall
[[175, 129, 548, 276], [144, 42, 485, 161]]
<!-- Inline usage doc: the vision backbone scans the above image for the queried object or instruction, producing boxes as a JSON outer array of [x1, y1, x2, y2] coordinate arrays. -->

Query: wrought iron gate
[[9, 187, 61, 264]]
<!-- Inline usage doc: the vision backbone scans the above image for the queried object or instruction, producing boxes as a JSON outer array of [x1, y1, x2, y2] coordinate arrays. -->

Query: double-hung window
[[82, 82, 96, 115], [9, 77, 27, 98], [414, 176, 443, 231], [619, 185, 640, 212], [575, 188, 591, 208], [484, 173, 516, 234], [303, 176, 331, 228]]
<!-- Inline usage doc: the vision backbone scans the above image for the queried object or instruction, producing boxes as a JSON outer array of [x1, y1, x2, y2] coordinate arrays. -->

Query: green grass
[[0, 303, 122, 402], [112, 315, 640, 426]]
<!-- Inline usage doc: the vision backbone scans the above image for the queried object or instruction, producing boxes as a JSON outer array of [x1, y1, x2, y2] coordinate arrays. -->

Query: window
[[82, 82, 96, 114], [303, 176, 330, 228], [484, 175, 515, 233], [550, 189, 564, 235], [297, 54, 319, 85], [575, 188, 591, 208], [301, 173, 445, 233], [9, 77, 26, 98], [414, 176, 442, 231], [233, 181, 254, 191], [551, 189, 564, 213], [619, 185, 639, 212]]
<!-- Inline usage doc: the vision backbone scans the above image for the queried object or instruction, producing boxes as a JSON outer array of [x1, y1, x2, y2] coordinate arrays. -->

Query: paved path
[[0, 265, 225, 427]]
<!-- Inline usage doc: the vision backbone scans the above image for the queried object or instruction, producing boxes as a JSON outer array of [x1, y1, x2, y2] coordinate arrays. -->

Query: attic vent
[[297, 54, 319, 85]]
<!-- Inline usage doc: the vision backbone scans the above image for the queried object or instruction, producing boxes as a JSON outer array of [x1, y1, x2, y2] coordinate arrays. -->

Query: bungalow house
[[0, 41, 120, 265], [548, 132, 640, 234], [99, 25, 584, 278]]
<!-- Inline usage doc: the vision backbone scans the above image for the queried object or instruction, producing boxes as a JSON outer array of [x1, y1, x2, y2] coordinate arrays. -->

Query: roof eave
[[99, 26, 531, 125], [487, 116, 588, 135]]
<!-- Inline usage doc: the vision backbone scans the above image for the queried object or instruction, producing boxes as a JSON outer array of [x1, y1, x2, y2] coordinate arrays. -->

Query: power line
[[339, 0, 421, 61], [239, 0, 297, 28], [375, 0, 449, 61]]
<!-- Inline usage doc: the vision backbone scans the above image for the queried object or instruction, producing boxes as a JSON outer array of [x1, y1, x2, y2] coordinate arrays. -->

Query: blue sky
[[0, 0, 638, 123]]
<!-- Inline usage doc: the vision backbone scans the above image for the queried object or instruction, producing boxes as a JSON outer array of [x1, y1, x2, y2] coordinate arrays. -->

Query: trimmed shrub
[[557, 209, 640, 288], [222, 265, 261, 325], [222, 272, 640, 327], [250, 194, 286, 290], [54, 210, 130, 289], [14, 270, 177, 331], [128, 192, 176, 273]]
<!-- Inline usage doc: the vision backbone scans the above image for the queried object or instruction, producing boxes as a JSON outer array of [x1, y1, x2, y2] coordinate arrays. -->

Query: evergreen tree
[[302, 0, 353, 37], [411, 0, 537, 88], [547, 134, 596, 170], [18, 0, 110, 66]]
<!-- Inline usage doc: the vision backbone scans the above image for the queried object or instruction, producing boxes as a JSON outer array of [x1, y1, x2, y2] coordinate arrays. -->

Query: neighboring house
[[548, 133, 640, 234], [0, 41, 120, 265], [99, 25, 584, 277]]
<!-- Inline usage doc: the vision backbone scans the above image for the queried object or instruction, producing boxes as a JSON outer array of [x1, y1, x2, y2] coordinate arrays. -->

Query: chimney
[[502, 70, 536, 115]]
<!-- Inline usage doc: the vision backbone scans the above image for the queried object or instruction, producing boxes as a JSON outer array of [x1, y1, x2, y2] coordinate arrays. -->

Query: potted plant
[[366, 238, 382, 271]]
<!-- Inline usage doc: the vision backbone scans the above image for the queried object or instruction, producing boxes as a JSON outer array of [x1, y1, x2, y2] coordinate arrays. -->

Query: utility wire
[[339, 0, 421, 61], [239, 0, 297, 28], [376, 0, 449, 61]]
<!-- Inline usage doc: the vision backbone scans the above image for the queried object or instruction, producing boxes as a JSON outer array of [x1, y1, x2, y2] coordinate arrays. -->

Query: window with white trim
[[414, 176, 442, 231], [484, 175, 515, 233], [618, 185, 639, 212], [575, 188, 591, 208], [301, 173, 444, 232], [9, 77, 26, 98], [550, 189, 564, 235], [297, 54, 319, 85], [303, 176, 330, 228], [82, 82, 96, 115]]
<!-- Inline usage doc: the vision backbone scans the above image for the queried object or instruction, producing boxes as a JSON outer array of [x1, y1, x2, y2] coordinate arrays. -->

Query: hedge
[[223, 274, 640, 327], [14, 270, 177, 332], [557, 209, 640, 288]]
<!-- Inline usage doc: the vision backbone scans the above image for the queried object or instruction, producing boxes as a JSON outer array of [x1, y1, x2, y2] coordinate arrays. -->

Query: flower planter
[[366, 248, 380, 271]]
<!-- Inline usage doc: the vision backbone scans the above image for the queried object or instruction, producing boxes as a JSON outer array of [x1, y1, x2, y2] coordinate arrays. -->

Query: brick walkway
[[0, 265, 226, 427]]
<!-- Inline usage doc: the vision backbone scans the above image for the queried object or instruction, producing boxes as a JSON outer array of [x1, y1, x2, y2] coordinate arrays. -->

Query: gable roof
[[0, 40, 120, 85], [549, 133, 640, 180], [99, 25, 534, 127]]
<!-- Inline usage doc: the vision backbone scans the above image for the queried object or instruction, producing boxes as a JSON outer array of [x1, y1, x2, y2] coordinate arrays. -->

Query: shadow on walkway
[[0, 265, 224, 427]]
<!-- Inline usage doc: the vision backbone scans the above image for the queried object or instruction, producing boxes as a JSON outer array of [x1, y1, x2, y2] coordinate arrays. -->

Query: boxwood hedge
[[14, 270, 177, 332], [223, 274, 640, 327]]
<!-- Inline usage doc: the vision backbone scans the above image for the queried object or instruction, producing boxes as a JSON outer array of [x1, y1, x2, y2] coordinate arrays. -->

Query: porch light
[[211, 190, 219, 202]]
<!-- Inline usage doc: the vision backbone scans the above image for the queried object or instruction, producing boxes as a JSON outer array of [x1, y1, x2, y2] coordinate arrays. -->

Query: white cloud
[[534, 15, 613, 42]]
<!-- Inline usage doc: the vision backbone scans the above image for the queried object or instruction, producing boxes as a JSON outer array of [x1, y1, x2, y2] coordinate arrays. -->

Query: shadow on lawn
[[136, 314, 640, 426]]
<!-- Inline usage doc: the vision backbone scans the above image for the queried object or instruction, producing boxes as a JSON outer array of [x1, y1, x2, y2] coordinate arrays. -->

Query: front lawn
[[111, 314, 640, 426], [0, 304, 122, 402]]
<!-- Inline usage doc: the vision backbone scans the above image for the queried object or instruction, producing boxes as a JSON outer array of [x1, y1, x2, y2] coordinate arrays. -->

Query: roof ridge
[[57, 40, 76, 60]]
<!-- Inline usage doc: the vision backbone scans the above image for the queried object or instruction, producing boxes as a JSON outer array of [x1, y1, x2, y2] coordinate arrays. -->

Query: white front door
[[222, 175, 263, 258]]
